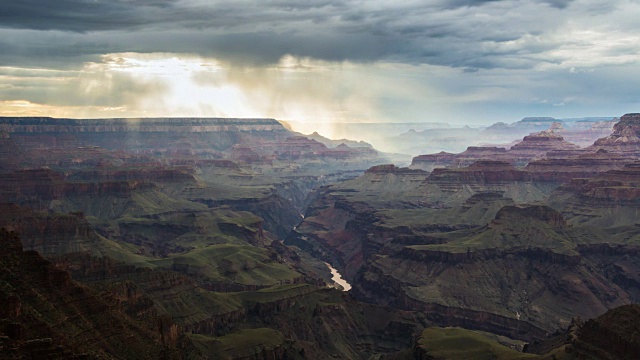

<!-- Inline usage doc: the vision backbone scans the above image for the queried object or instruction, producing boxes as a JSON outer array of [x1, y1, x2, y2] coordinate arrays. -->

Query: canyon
[[1, 114, 640, 359]]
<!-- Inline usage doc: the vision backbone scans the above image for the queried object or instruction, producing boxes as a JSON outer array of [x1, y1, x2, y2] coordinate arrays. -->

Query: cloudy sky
[[1, 0, 639, 130]]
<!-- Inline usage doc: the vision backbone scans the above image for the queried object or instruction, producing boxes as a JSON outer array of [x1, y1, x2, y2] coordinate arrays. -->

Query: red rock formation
[[428, 161, 530, 192], [62, 180, 155, 197], [366, 164, 428, 175], [0, 117, 286, 133], [525, 149, 630, 183], [555, 162, 640, 204], [590, 113, 640, 155], [0, 204, 107, 256], [410, 151, 457, 171], [251, 136, 379, 162], [510, 130, 580, 154], [454, 146, 509, 167], [412, 129, 581, 170], [0, 228, 175, 358], [0, 169, 65, 210], [555, 120, 616, 147], [67, 166, 196, 182]]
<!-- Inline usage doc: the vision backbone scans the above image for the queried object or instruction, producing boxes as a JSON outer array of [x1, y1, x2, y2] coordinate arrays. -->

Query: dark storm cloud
[[0, 0, 635, 72], [0, 0, 560, 68], [0, 0, 176, 32], [439, 0, 503, 9], [541, 0, 575, 9], [0, 0, 348, 32]]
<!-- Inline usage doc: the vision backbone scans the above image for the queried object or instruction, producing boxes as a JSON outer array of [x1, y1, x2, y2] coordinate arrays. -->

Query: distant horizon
[[2, 2, 639, 128], [0, 113, 621, 145], [0, 113, 622, 125]]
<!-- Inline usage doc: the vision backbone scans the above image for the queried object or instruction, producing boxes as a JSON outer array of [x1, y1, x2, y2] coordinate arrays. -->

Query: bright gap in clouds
[[3, 50, 634, 141], [22, 52, 446, 140], [80, 53, 384, 136], [95, 53, 262, 118]]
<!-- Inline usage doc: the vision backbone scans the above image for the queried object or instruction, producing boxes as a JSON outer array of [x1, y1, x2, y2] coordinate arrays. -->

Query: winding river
[[325, 262, 352, 291]]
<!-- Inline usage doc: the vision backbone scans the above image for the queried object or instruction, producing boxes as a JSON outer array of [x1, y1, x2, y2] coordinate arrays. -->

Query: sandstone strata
[[412, 129, 581, 170], [0, 229, 176, 358], [590, 113, 640, 155]]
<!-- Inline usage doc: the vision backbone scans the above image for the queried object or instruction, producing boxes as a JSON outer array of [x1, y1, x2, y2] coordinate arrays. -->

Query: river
[[325, 262, 352, 291]]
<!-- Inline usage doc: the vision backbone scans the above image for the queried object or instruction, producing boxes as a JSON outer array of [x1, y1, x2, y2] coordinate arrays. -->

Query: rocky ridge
[[590, 113, 640, 155], [549, 162, 640, 226], [0, 228, 180, 359], [411, 129, 581, 171], [350, 204, 634, 339]]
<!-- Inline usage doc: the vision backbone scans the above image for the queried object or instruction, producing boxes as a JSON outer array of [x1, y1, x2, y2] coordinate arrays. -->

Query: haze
[[1, 0, 639, 137]]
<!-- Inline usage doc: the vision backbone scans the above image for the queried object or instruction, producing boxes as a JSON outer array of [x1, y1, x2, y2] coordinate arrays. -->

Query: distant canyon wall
[[0, 117, 286, 133]]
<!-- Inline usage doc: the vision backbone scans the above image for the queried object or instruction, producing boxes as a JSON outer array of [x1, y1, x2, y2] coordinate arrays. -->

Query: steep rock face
[[0, 229, 177, 359], [67, 166, 197, 183], [524, 149, 631, 183], [510, 130, 579, 152], [555, 120, 616, 147], [193, 193, 302, 239], [569, 305, 640, 359], [424, 152, 630, 202], [287, 195, 379, 280], [0, 117, 294, 159], [352, 253, 599, 341], [63, 250, 426, 359], [411, 129, 581, 170], [350, 204, 636, 341], [0, 204, 111, 257], [0, 133, 26, 171], [550, 162, 640, 226], [366, 164, 428, 175], [55, 252, 249, 332], [426, 161, 559, 202], [411, 147, 509, 171], [527, 305, 640, 360], [429, 160, 528, 186], [0, 117, 378, 166], [305, 131, 374, 149], [507, 130, 581, 166], [18, 166, 204, 221], [62, 180, 156, 197], [0, 169, 65, 209], [240, 136, 380, 163], [590, 113, 640, 155], [0, 117, 286, 133], [453, 146, 509, 168], [290, 162, 560, 287], [410, 151, 457, 171]]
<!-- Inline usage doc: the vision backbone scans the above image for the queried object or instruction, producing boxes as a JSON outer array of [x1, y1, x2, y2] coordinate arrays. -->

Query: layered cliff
[[0, 117, 286, 133], [524, 149, 631, 182], [0, 169, 65, 208], [426, 161, 558, 202], [351, 205, 634, 340], [411, 129, 581, 170], [0, 228, 179, 359], [0, 117, 383, 169], [590, 113, 640, 155], [0, 204, 151, 263], [549, 162, 640, 226]]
